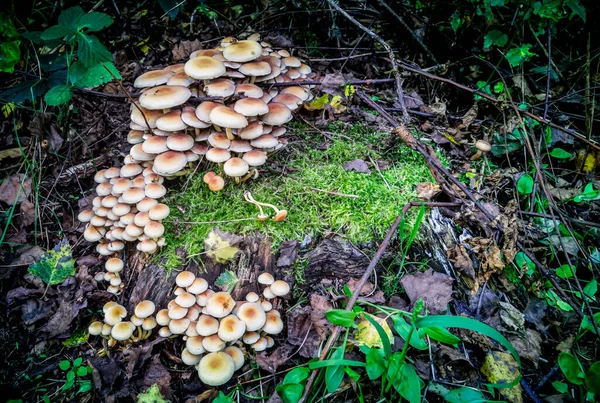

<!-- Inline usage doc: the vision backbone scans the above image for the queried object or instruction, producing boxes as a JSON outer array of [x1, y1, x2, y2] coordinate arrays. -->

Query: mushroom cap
[[239, 61, 272, 77], [203, 172, 216, 184], [158, 327, 172, 337], [186, 336, 206, 355], [188, 277, 208, 294], [181, 348, 202, 366], [261, 103, 292, 126], [218, 314, 246, 342], [134, 69, 174, 88], [105, 305, 128, 326], [224, 346, 245, 371], [251, 337, 268, 352], [105, 257, 124, 273], [205, 147, 231, 163], [137, 197, 158, 212], [195, 101, 221, 123], [263, 286, 276, 299], [169, 318, 191, 334], [233, 98, 269, 117], [223, 40, 263, 62], [135, 300, 156, 318], [242, 331, 260, 344], [181, 106, 211, 128], [130, 144, 156, 161], [142, 316, 157, 330], [166, 71, 194, 87], [156, 309, 171, 326], [208, 132, 231, 149], [209, 106, 248, 129], [251, 134, 279, 149], [205, 292, 235, 318], [475, 140, 492, 152], [245, 292, 260, 302], [270, 280, 290, 297], [236, 302, 266, 331], [257, 272, 274, 285], [88, 321, 103, 336], [83, 225, 103, 242], [149, 203, 170, 220], [144, 220, 165, 238], [223, 158, 249, 178], [191, 143, 209, 155], [166, 133, 195, 151], [238, 122, 264, 140], [78, 209, 94, 223], [122, 187, 146, 204], [243, 150, 267, 167], [197, 352, 235, 386], [120, 164, 144, 178], [202, 334, 226, 352], [156, 110, 187, 132], [272, 93, 302, 110], [139, 85, 191, 110], [184, 56, 226, 80], [235, 83, 263, 98], [153, 151, 188, 175], [208, 175, 225, 192], [111, 321, 135, 341], [204, 79, 236, 98], [229, 140, 253, 153], [176, 292, 197, 308], [281, 86, 310, 101], [196, 314, 219, 336], [271, 126, 287, 137], [138, 239, 158, 253], [262, 311, 284, 334], [145, 182, 167, 199], [282, 56, 302, 68], [112, 178, 133, 195], [176, 271, 196, 287]]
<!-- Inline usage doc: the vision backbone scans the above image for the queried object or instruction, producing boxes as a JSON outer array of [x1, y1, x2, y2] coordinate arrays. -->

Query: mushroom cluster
[[161, 270, 290, 386], [88, 300, 157, 352]]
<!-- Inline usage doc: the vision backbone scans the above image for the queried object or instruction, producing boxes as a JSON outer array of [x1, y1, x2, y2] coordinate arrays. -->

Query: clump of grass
[[159, 122, 434, 269]]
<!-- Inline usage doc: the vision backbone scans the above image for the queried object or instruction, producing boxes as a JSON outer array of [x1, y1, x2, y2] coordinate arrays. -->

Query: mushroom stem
[[162, 108, 171, 114], [249, 76, 256, 84], [244, 191, 267, 218], [225, 127, 234, 140], [97, 348, 107, 357], [246, 194, 287, 222], [471, 150, 483, 161], [213, 124, 222, 133], [240, 168, 256, 183]]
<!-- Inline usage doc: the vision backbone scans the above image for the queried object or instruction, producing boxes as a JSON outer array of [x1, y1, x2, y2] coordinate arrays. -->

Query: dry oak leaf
[[509, 329, 542, 365], [466, 237, 505, 283], [416, 182, 441, 201], [401, 268, 453, 314]]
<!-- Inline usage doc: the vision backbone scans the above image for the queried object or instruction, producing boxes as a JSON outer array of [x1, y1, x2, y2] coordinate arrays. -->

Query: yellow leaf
[[354, 313, 394, 348], [304, 94, 329, 111], [344, 84, 355, 98], [204, 230, 239, 263], [443, 132, 461, 145], [480, 351, 523, 403], [137, 37, 150, 54], [2, 102, 15, 117], [0, 148, 21, 161], [576, 149, 597, 173]]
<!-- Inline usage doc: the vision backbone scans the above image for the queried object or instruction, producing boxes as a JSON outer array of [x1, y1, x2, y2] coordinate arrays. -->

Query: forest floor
[[0, 1, 599, 403]]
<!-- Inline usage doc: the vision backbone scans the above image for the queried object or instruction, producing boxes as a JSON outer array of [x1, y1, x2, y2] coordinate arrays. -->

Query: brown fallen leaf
[[509, 329, 542, 365], [343, 159, 371, 174], [20, 200, 35, 227], [401, 268, 453, 314], [448, 243, 476, 290], [0, 174, 32, 205], [255, 344, 294, 373], [416, 182, 441, 201], [466, 237, 506, 284], [172, 39, 203, 60]]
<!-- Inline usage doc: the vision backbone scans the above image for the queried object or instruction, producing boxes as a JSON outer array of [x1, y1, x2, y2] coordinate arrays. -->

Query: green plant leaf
[[76, 12, 113, 32], [565, 0, 586, 22], [440, 385, 487, 402], [558, 352, 584, 385], [58, 6, 86, 31], [392, 363, 422, 403], [159, 0, 183, 19], [556, 264, 574, 279], [584, 361, 600, 394], [324, 346, 347, 393], [276, 383, 305, 403], [59, 360, 71, 371], [212, 392, 234, 403], [549, 148, 572, 159], [421, 326, 461, 345], [71, 61, 121, 88], [40, 24, 74, 40], [393, 316, 428, 350], [365, 348, 386, 380], [28, 239, 76, 285], [73, 357, 83, 367], [214, 270, 239, 292], [309, 359, 366, 369], [517, 173, 534, 195], [326, 309, 357, 328], [77, 380, 92, 394], [359, 313, 394, 353], [483, 29, 508, 49], [0, 79, 45, 103], [137, 384, 169, 403], [493, 82, 505, 94], [0, 15, 21, 74], [76, 366, 88, 377], [514, 251, 536, 276], [583, 280, 597, 301], [552, 380, 568, 393], [66, 370, 76, 382], [44, 85, 73, 106], [505, 44, 536, 67], [77, 33, 113, 67], [282, 367, 309, 385]]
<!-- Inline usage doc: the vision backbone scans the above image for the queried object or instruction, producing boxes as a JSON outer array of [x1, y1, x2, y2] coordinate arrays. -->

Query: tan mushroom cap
[[218, 314, 246, 342], [263, 286, 276, 300], [205, 292, 235, 318], [168, 303, 188, 320], [229, 140, 253, 153], [234, 98, 269, 117], [242, 331, 260, 344], [262, 311, 284, 334], [111, 321, 135, 341], [120, 164, 143, 178], [166, 71, 194, 87], [137, 197, 158, 212], [224, 346, 245, 371], [145, 182, 167, 198], [223, 158, 249, 178], [239, 61, 272, 77], [223, 40, 263, 62], [121, 187, 146, 204], [271, 126, 287, 137], [135, 300, 156, 319], [209, 106, 248, 129], [139, 85, 191, 110], [166, 133, 195, 151], [158, 326, 172, 337], [156, 309, 171, 326], [187, 336, 206, 355], [206, 148, 231, 163], [258, 272, 274, 285], [88, 321, 103, 336], [153, 151, 188, 175], [130, 144, 155, 161], [176, 292, 197, 308], [251, 134, 279, 149], [270, 280, 290, 297], [181, 106, 211, 128], [204, 79, 236, 97], [176, 271, 196, 287], [240, 151, 267, 169], [142, 316, 157, 330], [78, 209, 94, 222], [208, 175, 225, 192], [238, 122, 264, 140], [138, 239, 158, 253], [188, 277, 208, 294], [197, 352, 235, 386], [149, 203, 170, 220], [475, 140, 492, 152], [83, 225, 103, 242], [202, 334, 226, 353], [281, 86, 310, 101], [169, 318, 191, 334], [195, 101, 221, 123], [245, 292, 260, 303], [112, 178, 133, 194], [105, 257, 124, 273], [208, 133, 231, 149], [181, 348, 202, 366], [236, 302, 266, 331], [272, 93, 302, 110], [156, 110, 187, 132], [235, 83, 263, 98], [261, 102, 292, 126], [282, 56, 302, 68], [144, 220, 165, 238], [105, 304, 128, 326], [251, 337, 268, 351], [196, 314, 219, 336], [184, 56, 226, 80], [134, 69, 174, 88]]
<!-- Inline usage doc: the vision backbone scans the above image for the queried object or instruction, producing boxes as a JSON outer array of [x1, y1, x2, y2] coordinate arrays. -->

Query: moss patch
[[160, 122, 435, 269]]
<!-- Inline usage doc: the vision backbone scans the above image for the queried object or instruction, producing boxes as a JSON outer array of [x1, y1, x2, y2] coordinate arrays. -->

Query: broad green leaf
[[66, 370, 75, 382], [39, 54, 68, 73], [324, 345, 346, 394], [393, 315, 428, 350], [159, 0, 182, 19], [549, 148, 572, 159], [305, 94, 330, 111], [137, 384, 169, 403], [584, 361, 600, 394], [358, 313, 394, 352], [282, 367, 309, 385], [47, 69, 68, 88], [565, 0, 586, 22], [0, 15, 21, 73], [28, 239, 75, 285], [556, 264, 574, 279], [276, 383, 304, 403], [73, 357, 83, 367], [212, 392, 234, 403], [483, 29, 507, 49], [44, 85, 73, 106], [393, 363, 422, 403], [517, 173, 534, 195], [365, 348, 386, 380], [58, 6, 86, 31], [40, 24, 74, 40], [421, 326, 461, 345], [552, 381, 568, 393], [76, 367, 88, 377], [309, 359, 366, 369], [441, 386, 487, 403], [493, 82, 505, 94], [77, 380, 92, 394], [77, 33, 112, 68], [558, 352, 584, 385], [59, 360, 71, 371], [583, 280, 597, 300], [76, 12, 113, 32], [0, 79, 45, 103], [345, 366, 360, 381], [214, 270, 238, 292], [325, 309, 357, 328], [505, 44, 536, 67]]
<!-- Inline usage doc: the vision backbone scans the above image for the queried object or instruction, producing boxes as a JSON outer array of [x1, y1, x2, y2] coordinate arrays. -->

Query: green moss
[[160, 122, 435, 269]]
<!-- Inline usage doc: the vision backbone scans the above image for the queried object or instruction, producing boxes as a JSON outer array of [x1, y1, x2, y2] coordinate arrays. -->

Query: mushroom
[[224, 346, 245, 370], [202, 334, 226, 352], [196, 314, 219, 336], [218, 315, 246, 342], [209, 106, 248, 140], [205, 292, 235, 318], [184, 56, 226, 86], [235, 302, 266, 331], [197, 352, 235, 386], [223, 40, 263, 63], [139, 85, 191, 113], [262, 311, 284, 334], [270, 280, 290, 297], [181, 348, 202, 366], [472, 140, 491, 161]]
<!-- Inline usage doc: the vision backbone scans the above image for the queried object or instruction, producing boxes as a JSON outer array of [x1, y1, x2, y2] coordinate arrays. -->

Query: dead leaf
[[354, 313, 394, 348], [448, 243, 476, 290], [346, 278, 374, 295], [0, 174, 32, 205], [0, 148, 21, 161], [416, 182, 441, 200], [403, 91, 424, 109], [20, 200, 35, 227], [429, 98, 447, 117], [342, 159, 371, 174], [480, 351, 523, 403], [509, 329, 542, 365], [172, 39, 202, 60], [499, 301, 525, 331], [27, 112, 51, 138], [287, 305, 322, 358], [401, 268, 453, 314], [204, 228, 242, 263], [466, 237, 506, 283], [277, 240, 298, 267], [256, 344, 294, 373], [460, 103, 478, 129], [320, 72, 346, 96]]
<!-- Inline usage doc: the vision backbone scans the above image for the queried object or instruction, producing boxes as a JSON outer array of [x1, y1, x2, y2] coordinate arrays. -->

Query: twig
[[375, 0, 438, 63], [309, 52, 388, 62], [325, 0, 410, 123], [305, 187, 360, 198], [368, 155, 391, 190], [172, 217, 256, 225]]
